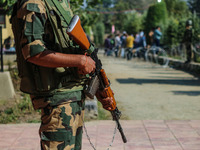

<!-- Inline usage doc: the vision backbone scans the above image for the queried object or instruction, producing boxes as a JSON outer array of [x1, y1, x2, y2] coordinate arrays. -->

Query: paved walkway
[[100, 54, 200, 120], [0, 120, 200, 150]]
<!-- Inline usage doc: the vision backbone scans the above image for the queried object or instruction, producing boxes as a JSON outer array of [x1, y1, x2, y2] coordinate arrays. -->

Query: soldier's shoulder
[[19, 0, 46, 14]]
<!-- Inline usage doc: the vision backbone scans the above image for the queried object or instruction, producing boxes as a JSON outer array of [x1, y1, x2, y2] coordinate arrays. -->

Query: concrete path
[[0, 120, 200, 150], [100, 54, 200, 120]]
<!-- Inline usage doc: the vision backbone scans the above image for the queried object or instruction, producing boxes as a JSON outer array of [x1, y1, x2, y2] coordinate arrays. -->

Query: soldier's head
[[186, 19, 192, 29]]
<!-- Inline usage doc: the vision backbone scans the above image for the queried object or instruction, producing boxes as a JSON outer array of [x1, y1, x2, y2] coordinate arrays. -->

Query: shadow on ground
[[116, 78, 200, 86], [172, 91, 200, 96]]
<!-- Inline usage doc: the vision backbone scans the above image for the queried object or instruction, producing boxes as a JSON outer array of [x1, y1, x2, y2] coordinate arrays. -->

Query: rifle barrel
[[111, 109, 127, 143], [115, 118, 127, 143]]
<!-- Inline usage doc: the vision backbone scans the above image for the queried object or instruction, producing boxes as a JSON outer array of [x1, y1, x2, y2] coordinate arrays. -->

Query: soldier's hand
[[96, 90, 116, 111], [78, 55, 95, 75]]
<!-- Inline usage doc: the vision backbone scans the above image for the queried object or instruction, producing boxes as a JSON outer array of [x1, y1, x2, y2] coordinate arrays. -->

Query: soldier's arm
[[20, 1, 95, 74], [28, 50, 95, 75]]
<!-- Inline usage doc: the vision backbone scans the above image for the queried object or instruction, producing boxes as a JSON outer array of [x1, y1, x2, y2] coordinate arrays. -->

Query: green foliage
[[163, 18, 179, 46], [97, 101, 128, 120], [70, 0, 102, 12], [164, 0, 190, 18], [70, 0, 104, 42], [110, 0, 129, 31], [111, 0, 155, 10], [173, 1, 189, 18], [161, 0, 191, 47], [123, 13, 142, 35], [144, 0, 190, 47], [0, 94, 40, 124], [0, 0, 6, 4], [97, 101, 111, 120], [0, 111, 18, 123], [102, 0, 115, 8], [93, 21, 105, 46], [188, 0, 200, 17], [0, 0, 16, 15], [9, 67, 20, 91], [145, 1, 168, 34], [79, 10, 101, 29], [164, 0, 177, 16], [71, 0, 103, 24], [17, 95, 33, 112], [99, 0, 155, 33], [177, 19, 187, 43], [144, 0, 190, 46], [192, 16, 200, 43]]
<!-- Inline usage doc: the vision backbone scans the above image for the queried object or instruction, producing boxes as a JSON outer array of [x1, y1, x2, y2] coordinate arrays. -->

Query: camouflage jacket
[[11, 0, 86, 100]]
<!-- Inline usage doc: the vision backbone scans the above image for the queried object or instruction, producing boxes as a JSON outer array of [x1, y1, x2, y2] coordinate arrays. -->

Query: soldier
[[183, 19, 193, 63], [11, 0, 114, 149]]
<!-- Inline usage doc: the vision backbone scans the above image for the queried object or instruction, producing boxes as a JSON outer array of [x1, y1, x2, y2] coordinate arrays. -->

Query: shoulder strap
[[43, 0, 57, 35], [43, 0, 60, 45], [44, 0, 71, 49], [45, 0, 72, 25]]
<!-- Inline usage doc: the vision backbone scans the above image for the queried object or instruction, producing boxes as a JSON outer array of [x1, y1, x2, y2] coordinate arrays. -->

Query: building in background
[[2, 15, 14, 43]]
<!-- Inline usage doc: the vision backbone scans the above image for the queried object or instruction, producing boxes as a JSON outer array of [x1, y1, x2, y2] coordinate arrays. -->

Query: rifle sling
[[45, 0, 71, 25]]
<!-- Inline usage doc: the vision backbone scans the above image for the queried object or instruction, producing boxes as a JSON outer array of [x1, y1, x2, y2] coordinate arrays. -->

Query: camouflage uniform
[[11, 0, 86, 149], [183, 27, 193, 63], [39, 101, 85, 150], [183, 20, 193, 63]]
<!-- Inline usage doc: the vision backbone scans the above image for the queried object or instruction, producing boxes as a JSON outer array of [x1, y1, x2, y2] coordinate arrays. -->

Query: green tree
[[164, 18, 179, 46], [164, 0, 189, 18], [177, 19, 187, 43], [192, 16, 200, 43], [164, 0, 177, 16], [123, 13, 143, 35], [188, 0, 200, 17], [115, 0, 155, 11], [145, 1, 168, 35], [71, 0, 104, 39], [102, 0, 116, 8], [93, 21, 105, 46], [0, 0, 16, 15], [162, 0, 191, 47], [111, 0, 129, 31], [110, 0, 155, 31]]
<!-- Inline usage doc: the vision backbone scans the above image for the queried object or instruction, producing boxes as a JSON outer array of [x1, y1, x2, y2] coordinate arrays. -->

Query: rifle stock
[[67, 15, 127, 143]]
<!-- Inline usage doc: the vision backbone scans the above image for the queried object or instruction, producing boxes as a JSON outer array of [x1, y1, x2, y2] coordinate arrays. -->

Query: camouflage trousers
[[39, 100, 85, 150], [185, 43, 192, 62]]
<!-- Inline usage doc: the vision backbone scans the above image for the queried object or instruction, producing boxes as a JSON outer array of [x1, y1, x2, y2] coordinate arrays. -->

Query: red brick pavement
[[0, 120, 200, 150]]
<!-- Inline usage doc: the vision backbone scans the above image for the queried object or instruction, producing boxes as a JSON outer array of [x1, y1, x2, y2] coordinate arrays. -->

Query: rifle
[[67, 15, 127, 143]]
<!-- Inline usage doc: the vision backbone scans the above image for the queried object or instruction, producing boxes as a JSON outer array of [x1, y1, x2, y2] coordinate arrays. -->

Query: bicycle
[[145, 46, 169, 67]]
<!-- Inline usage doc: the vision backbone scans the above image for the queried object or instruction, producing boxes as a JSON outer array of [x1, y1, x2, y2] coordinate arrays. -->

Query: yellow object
[[126, 35, 134, 48], [2, 15, 14, 46]]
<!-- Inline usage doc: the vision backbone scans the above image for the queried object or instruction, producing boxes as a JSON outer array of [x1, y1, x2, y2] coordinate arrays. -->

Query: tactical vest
[[11, 0, 86, 96]]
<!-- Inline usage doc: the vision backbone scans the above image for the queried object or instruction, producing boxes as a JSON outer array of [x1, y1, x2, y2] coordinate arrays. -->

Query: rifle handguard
[[67, 15, 95, 54], [67, 15, 90, 50]]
